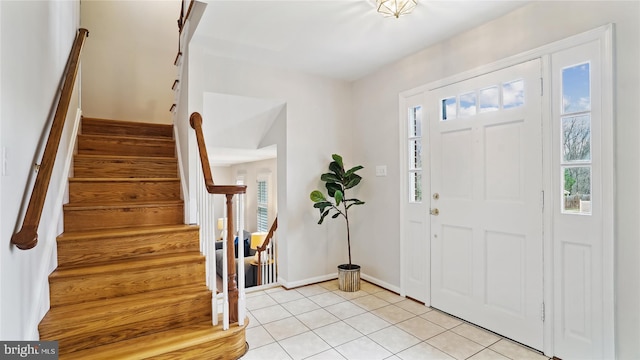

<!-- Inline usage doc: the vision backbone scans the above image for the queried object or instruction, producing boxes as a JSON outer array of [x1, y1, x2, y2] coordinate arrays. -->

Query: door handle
[[430, 208, 439, 216]]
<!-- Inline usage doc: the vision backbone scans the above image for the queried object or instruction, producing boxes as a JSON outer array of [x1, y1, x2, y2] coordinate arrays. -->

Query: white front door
[[429, 59, 544, 349]]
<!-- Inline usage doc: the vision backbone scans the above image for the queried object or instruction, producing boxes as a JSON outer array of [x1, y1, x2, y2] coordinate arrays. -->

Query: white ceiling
[[192, 0, 530, 165], [193, 0, 530, 81]]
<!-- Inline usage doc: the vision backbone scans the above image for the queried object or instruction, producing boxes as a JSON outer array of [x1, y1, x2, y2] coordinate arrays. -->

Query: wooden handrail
[[11, 28, 89, 250], [178, 0, 196, 34], [189, 112, 247, 195], [256, 217, 278, 286], [257, 217, 278, 253], [190, 112, 246, 323]]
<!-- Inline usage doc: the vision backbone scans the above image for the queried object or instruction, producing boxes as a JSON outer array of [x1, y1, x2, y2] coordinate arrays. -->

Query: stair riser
[[69, 180, 181, 204], [74, 157, 178, 178], [78, 135, 175, 157], [64, 205, 184, 232], [152, 329, 246, 360], [57, 229, 200, 268], [40, 293, 212, 354], [50, 261, 206, 307], [82, 118, 173, 139]]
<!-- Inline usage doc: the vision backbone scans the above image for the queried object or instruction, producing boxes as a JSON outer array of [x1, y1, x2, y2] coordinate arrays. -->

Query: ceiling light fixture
[[376, 0, 417, 18]]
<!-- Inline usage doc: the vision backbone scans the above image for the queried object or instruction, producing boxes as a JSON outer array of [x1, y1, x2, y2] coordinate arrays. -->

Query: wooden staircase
[[38, 118, 247, 359]]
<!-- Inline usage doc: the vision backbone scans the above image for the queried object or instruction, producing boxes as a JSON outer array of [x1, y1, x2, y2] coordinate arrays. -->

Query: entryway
[[399, 26, 615, 359], [401, 59, 544, 350]]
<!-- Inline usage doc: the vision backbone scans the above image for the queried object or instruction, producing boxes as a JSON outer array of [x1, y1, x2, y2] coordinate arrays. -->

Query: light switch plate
[[375, 165, 387, 177]]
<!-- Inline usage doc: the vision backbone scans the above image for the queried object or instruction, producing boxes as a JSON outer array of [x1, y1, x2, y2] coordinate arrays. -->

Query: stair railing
[[256, 217, 278, 286], [190, 112, 247, 330], [11, 28, 89, 250]]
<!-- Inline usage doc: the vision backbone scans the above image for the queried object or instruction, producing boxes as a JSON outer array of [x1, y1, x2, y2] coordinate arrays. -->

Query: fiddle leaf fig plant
[[310, 154, 365, 268]]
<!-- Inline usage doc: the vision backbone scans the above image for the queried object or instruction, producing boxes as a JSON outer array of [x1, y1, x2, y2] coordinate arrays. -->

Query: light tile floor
[[241, 280, 550, 360]]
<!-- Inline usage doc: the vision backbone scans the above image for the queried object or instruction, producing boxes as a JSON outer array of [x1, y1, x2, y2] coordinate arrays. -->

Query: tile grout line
[[244, 281, 548, 360]]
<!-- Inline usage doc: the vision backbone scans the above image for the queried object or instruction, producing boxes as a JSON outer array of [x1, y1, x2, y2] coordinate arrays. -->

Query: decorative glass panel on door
[[562, 115, 591, 162], [560, 62, 592, 215], [479, 86, 499, 112], [503, 79, 525, 109], [562, 166, 591, 214], [442, 97, 457, 120], [562, 63, 591, 113], [459, 92, 477, 117]]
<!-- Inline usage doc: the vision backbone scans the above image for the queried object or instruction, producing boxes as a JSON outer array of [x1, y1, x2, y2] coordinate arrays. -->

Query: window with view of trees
[[561, 62, 592, 214]]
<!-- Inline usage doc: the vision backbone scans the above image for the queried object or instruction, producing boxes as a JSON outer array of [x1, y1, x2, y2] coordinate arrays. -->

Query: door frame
[[398, 24, 614, 357]]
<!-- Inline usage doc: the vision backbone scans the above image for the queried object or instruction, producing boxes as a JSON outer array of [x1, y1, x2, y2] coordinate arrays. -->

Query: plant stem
[[344, 200, 352, 269]]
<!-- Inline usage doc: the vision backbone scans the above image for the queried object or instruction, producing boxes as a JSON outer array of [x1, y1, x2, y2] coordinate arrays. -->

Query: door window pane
[[562, 63, 590, 114], [442, 97, 457, 120], [562, 166, 591, 214], [410, 171, 422, 203], [503, 79, 524, 109], [562, 115, 591, 162], [409, 140, 422, 170], [459, 92, 477, 117], [409, 106, 422, 137], [479, 86, 499, 112]]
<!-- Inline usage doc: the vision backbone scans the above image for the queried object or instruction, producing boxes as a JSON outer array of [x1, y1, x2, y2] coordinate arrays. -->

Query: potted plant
[[310, 154, 365, 292]]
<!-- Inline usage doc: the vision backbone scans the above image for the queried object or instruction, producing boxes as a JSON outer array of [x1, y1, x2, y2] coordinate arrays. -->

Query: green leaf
[[334, 190, 343, 206], [320, 173, 340, 183], [346, 200, 365, 210], [318, 209, 331, 224], [326, 182, 341, 198], [331, 212, 341, 219], [345, 165, 363, 177], [332, 154, 344, 168], [310, 190, 326, 202], [313, 201, 332, 212], [329, 161, 344, 177], [344, 175, 362, 189]]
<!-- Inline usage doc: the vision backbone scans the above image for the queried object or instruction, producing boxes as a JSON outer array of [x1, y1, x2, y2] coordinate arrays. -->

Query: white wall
[[351, 1, 639, 358], [229, 158, 278, 233], [80, 0, 180, 124], [188, 45, 354, 285], [0, 0, 80, 339]]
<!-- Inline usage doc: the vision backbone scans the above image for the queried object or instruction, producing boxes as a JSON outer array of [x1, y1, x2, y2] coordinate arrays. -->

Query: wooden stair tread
[[62, 318, 247, 360], [51, 252, 204, 276], [64, 200, 183, 210], [78, 133, 175, 143], [57, 225, 199, 242], [82, 118, 173, 139], [69, 177, 180, 182], [74, 154, 177, 161], [39, 286, 212, 351], [41, 284, 209, 322]]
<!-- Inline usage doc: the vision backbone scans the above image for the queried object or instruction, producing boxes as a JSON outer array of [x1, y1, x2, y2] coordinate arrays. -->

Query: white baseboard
[[360, 273, 401, 294], [278, 274, 337, 289], [276, 273, 400, 294]]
